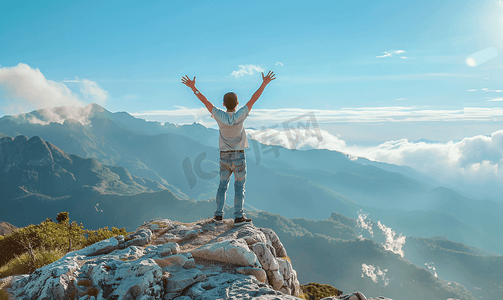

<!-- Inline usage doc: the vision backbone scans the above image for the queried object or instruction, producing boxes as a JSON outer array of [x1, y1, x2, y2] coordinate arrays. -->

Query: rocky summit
[[0, 218, 386, 300]]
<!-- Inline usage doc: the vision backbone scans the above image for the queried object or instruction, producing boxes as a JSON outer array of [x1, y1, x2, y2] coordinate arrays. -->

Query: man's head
[[223, 92, 238, 111]]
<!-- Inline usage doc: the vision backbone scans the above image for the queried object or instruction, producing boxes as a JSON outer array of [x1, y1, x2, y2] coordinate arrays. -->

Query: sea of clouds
[[247, 126, 503, 201]]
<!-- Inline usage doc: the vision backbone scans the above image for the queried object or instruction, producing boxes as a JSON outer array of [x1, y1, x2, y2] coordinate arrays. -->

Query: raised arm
[[246, 71, 276, 112], [181, 75, 214, 113]]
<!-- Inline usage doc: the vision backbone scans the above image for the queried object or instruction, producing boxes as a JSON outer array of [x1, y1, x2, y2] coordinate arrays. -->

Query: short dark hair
[[223, 92, 238, 111]]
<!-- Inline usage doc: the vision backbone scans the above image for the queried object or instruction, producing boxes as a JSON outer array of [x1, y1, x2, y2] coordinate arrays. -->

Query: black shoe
[[213, 215, 223, 221], [234, 216, 252, 225]]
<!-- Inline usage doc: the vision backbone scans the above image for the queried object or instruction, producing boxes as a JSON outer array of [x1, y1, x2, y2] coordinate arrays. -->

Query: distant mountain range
[[2, 103, 503, 299], [1, 104, 502, 255]]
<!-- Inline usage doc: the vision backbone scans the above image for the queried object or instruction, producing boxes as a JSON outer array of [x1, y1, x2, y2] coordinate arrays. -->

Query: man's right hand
[[181, 75, 196, 89]]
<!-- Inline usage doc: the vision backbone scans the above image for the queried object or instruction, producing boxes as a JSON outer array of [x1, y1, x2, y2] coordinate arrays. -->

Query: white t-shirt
[[211, 105, 249, 151]]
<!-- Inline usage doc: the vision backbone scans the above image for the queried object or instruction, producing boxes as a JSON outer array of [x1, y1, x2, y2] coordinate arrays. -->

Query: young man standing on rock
[[182, 71, 276, 224]]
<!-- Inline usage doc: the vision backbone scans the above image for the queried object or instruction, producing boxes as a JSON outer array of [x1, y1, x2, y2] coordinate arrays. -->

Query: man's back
[[212, 105, 249, 151]]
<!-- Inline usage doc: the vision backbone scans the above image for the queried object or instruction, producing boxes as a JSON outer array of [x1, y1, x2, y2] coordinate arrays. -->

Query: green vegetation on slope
[[0, 212, 128, 278]]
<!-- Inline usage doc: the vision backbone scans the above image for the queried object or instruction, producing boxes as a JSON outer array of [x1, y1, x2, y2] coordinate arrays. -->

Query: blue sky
[[1, 0, 503, 143], [2, 0, 503, 199]]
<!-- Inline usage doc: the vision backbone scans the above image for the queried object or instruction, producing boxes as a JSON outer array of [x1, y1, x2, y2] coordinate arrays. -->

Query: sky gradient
[[1, 0, 503, 199], [2, 0, 503, 137]]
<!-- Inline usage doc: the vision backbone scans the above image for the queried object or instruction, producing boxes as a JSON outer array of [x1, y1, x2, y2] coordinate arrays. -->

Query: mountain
[[0, 105, 362, 219], [0, 222, 17, 236], [2, 103, 503, 256], [0, 135, 187, 227], [0, 131, 499, 298], [403, 236, 503, 300]]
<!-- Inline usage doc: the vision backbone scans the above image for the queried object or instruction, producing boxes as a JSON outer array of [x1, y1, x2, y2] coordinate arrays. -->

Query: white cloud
[[243, 121, 503, 200], [400, 56, 411, 59], [131, 106, 503, 128], [425, 262, 438, 278], [481, 88, 503, 92], [247, 125, 345, 152], [80, 78, 108, 105], [356, 210, 374, 238], [131, 106, 214, 127], [377, 221, 406, 258], [8, 104, 103, 126], [361, 264, 389, 286], [376, 52, 392, 58], [376, 50, 407, 58], [358, 130, 503, 198], [0, 63, 83, 114], [0, 63, 109, 116], [275, 62, 284, 66], [467, 89, 477, 92], [487, 98, 503, 102], [230, 65, 265, 78]]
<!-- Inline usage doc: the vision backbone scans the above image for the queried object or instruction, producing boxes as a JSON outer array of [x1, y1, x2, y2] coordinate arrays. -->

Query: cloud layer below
[[132, 107, 503, 127], [248, 124, 503, 200]]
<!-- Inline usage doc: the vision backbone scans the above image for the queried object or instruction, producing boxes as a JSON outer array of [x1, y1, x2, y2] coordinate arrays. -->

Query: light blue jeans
[[215, 151, 246, 219]]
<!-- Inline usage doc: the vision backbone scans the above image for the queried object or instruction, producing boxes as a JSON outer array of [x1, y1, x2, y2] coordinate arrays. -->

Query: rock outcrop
[[1, 217, 389, 300], [2, 218, 302, 300]]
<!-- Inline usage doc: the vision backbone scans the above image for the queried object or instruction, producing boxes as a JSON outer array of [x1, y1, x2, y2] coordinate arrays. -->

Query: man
[[181, 71, 276, 224]]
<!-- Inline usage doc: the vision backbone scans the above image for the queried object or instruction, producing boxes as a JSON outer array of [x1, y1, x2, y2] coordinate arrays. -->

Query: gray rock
[[266, 269, 284, 291], [165, 268, 205, 293], [89, 258, 164, 299], [236, 267, 267, 283], [145, 242, 180, 257], [260, 228, 287, 258], [78, 237, 119, 256], [9, 253, 81, 299], [193, 273, 299, 300], [173, 296, 192, 300], [115, 235, 125, 243], [290, 269, 301, 296], [266, 243, 277, 257], [280, 286, 291, 295], [337, 292, 367, 300], [161, 253, 196, 269], [251, 242, 279, 271], [276, 257, 292, 280], [125, 236, 150, 247], [161, 233, 181, 243], [104, 245, 146, 261], [127, 228, 153, 240], [191, 238, 260, 268], [186, 282, 206, 298], [213, 223, 269, 245]]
